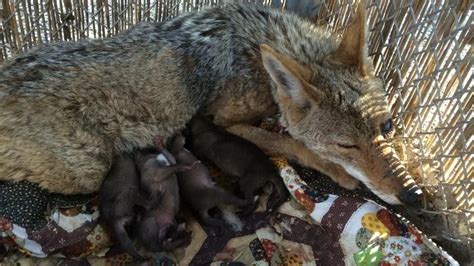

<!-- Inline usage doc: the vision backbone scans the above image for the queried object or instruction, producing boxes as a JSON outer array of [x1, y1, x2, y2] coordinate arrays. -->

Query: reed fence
[[0, 0, 472, 261]]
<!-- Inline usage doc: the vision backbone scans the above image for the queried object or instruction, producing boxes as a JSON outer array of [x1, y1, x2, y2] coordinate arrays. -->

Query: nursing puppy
[[189, 115, 289, 213], [135, 148, 192, 200], [134, 148, 194, 252], [98, 154, 148, 261], [170, 134, 248, 230]]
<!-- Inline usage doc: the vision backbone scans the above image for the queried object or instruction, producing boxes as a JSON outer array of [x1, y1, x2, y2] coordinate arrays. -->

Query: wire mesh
[[0, 0, 472, 261]]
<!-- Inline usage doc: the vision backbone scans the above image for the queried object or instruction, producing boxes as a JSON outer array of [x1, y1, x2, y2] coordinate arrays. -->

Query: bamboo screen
[[0, 0, 472, 261]]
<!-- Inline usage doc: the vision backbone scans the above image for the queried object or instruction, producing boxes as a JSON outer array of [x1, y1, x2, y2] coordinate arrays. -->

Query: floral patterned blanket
[[0, 119, 458, 265]]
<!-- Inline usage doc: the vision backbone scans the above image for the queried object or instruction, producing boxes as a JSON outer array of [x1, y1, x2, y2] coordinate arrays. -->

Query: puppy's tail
[[221, 207, 244, 232], [206, 188, 246, 232], [267, 176, 290, 213], [113, 220, 145, 261]]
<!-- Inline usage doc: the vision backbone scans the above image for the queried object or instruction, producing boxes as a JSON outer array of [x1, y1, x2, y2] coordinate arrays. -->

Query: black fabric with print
[[49, 192, 96, 209], [290, 163, 385, 205], [0, 181, 49, 230], [0, 181, 95, 230]]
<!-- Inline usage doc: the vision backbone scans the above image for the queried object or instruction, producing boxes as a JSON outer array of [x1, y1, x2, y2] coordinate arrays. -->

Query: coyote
[[0, 0, 421, 205]]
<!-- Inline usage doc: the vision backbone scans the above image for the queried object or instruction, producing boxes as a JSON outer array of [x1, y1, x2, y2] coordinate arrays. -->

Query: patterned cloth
[[0, 118, 459, 265]]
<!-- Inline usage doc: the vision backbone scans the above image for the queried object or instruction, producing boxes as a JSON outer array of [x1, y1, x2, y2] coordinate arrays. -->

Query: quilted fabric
[[0, 118, 458, 265]]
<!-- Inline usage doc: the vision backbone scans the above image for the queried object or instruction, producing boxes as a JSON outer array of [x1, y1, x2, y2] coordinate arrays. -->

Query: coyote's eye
[[381, 119, 394, 136], [337, 143, 359, 149]]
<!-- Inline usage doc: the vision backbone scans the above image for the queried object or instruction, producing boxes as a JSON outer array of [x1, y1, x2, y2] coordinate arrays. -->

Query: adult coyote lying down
[[0, 0, 422, 205]]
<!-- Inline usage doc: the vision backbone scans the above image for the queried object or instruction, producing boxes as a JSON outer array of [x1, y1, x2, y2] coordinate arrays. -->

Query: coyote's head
[[260, 1, 422, 205]]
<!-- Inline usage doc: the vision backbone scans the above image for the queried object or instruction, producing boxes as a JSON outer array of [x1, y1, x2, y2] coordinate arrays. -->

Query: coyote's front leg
[[226, 124, 360, 190]]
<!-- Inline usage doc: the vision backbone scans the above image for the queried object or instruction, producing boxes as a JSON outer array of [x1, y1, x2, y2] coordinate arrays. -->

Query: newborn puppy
[[99, 154, 147, 261], [189, 114, 290, 213], [169, 134, 248, 230], [134, 148, 193, 252], [135, 147, 191, 200]]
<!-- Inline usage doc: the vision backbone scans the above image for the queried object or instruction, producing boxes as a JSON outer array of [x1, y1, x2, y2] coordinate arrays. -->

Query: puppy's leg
[[216, 188, 249, 208], [162, 232, 192, 251], [160, 149, 178, 165], [199, 210, 226, 235], [267, 178, 290, 213], [235, 177, 259, 215], [145, 164, 196, 185], [113, 217, 145, 261], [200, 211, 225, 227], [226, 124, 359, 190], [161, 164, 196, 175]]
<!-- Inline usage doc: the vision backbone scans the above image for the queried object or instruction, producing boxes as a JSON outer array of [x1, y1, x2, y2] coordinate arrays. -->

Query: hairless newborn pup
[[99, 154, 148, 261], [170, 134, 248, 231], [189, 114, 289, 214], [134, 144, 194, 252]]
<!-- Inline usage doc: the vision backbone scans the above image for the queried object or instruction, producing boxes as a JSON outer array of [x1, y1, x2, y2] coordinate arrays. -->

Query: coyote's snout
[[257, 0, 422, 205]]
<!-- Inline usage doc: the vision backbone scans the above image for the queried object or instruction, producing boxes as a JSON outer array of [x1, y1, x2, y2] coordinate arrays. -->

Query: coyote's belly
[[0, 95, 113, 193], [0, 95, 192, 194], [0, 80, 272, 194], [0, 75, 275, 194], [0, 47, 197, 194]]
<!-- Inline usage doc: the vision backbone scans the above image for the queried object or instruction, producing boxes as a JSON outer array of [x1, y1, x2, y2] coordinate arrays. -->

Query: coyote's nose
[[399, 187, 423, 207]]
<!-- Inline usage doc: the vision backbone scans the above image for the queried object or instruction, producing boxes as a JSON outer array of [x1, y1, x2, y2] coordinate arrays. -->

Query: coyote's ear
[[330, 0, 369, 76], [260, 44, 318, 108]]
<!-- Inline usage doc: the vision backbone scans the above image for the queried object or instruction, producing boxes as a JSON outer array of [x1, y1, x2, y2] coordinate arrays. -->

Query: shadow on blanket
[[0, 119, 459, 265]]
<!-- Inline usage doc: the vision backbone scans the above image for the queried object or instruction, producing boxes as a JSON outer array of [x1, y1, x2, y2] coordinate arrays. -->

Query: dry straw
[[0, 0, 472, 261]]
